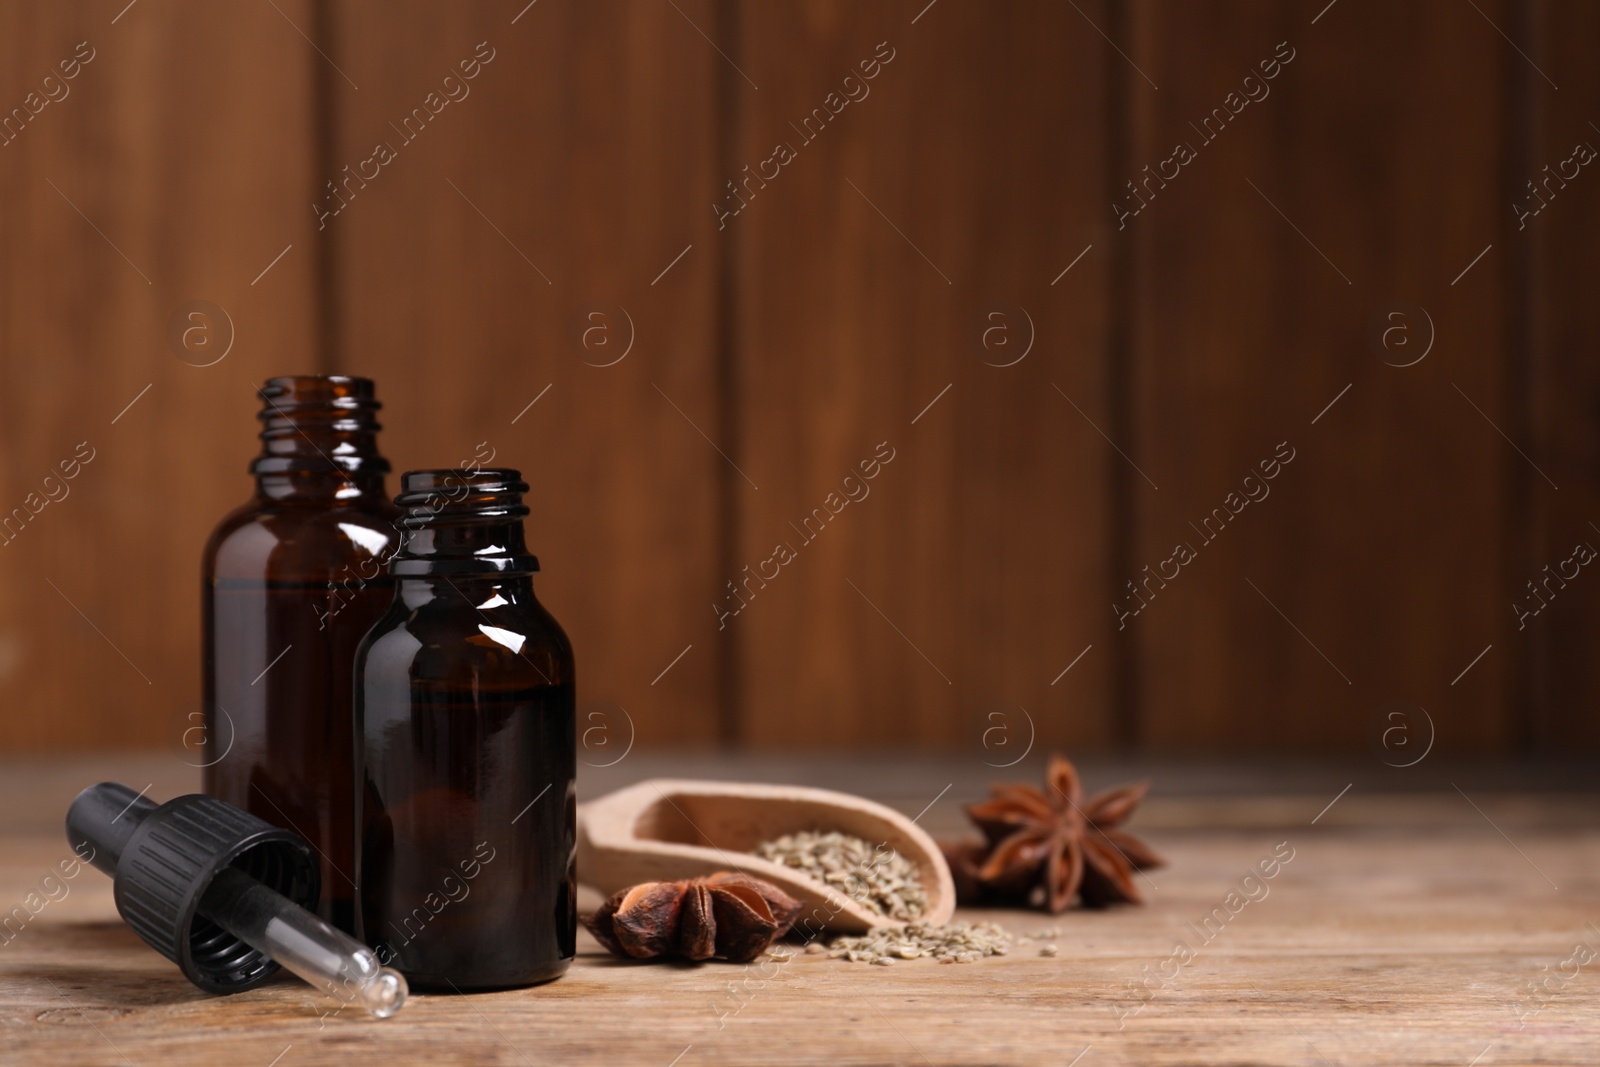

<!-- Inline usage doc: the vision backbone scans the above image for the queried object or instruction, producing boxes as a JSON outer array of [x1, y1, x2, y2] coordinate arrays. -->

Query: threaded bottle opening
[[252, 375, 389, 477], [258, 374, 379, 412], [390, 468, 539, 576], [394, 469, 530, 523]]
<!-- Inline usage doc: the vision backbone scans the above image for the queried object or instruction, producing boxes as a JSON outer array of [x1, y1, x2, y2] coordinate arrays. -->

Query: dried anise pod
[[584, 872, 803, 963], [942, 753, 1164, 914]]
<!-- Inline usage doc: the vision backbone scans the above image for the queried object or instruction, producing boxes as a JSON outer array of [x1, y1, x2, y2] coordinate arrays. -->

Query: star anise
[[943, 754, 1163, 913], [584, 873, 803, 963]]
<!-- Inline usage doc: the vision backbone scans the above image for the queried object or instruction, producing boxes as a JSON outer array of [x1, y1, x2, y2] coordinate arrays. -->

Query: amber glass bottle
[[202, 376, 401, 935], [356, 469, 575, 990]]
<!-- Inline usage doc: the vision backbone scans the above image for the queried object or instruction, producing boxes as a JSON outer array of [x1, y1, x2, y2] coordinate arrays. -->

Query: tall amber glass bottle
[[202, 376, 401, 934], [356, 469, 575, 990]]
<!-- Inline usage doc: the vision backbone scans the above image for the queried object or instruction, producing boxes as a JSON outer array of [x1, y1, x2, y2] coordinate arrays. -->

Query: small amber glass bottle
[[356, 469, 575, 990], [202, 376, 401, 935]]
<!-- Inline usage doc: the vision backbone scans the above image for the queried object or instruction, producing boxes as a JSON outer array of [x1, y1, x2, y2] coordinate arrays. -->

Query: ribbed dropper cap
[[66, 782, 319, 994]]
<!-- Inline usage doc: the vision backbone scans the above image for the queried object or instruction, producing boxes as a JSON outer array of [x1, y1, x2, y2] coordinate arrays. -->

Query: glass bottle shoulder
[[204, 493, 402, 585], [358, 579, 573, 688]]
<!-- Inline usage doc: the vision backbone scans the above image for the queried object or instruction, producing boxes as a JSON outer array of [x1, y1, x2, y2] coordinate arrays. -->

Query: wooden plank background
[[0, 0, 321, 747], [1529, 0, 1600, 751], [726, 1, 1115, 750], [1121, 0, 1520, 752], [0, 0, 1590, 754], [323, 0, 725, 747]]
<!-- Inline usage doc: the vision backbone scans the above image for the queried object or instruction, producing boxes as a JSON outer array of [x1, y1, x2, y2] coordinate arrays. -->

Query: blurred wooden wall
[[0, 0, 1593, 755]]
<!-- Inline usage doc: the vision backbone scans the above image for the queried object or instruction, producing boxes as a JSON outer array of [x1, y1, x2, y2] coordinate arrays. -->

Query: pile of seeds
[[754, 830, 927, 920], [827, 921, 1013, 965]]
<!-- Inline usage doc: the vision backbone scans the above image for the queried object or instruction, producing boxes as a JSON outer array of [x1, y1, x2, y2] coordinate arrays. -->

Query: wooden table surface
[[2, 754, 1598, 1066]]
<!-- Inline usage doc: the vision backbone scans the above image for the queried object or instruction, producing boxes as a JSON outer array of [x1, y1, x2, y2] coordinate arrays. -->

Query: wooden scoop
[[576, 779, 956, 934]]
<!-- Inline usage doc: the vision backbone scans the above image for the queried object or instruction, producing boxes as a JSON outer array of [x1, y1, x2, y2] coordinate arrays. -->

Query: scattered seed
[[823, 921, 1014, 965], [1039, 944, 1058, 957]]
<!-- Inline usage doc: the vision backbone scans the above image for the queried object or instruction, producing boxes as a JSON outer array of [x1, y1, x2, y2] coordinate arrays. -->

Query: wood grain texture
[[1122, 0, 1518, 751], [0, 0, 320, 748], [3, 758, 1597, 1065], [323, 0, 725, 745], [726, 0, 1116, 750], [0, 0, 1593, 758], [1528, 0, 1600, 749]]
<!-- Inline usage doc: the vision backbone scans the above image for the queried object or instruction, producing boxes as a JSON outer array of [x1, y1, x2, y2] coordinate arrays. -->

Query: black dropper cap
[[66, 782, 319, 994]]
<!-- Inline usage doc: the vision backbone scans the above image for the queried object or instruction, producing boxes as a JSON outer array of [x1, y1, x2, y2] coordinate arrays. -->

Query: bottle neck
[[255, 469, 389, 503], [401, 517, 529, 560], [250, 375, 390, 503], [389, 469, 540, 577]]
